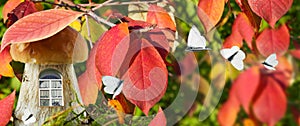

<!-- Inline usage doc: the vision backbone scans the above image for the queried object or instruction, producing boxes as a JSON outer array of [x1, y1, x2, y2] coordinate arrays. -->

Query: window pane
[[52, 99, 62, 106], [51, 81, 62, 88], [39, 81, 50, 88], [51, 89, 62, 98], [40, 90, 49, 98], [40, 99, 49, 106]]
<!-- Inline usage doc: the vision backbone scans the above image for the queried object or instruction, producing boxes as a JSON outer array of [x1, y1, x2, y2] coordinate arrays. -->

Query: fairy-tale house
[[11, 26, 88, 125]]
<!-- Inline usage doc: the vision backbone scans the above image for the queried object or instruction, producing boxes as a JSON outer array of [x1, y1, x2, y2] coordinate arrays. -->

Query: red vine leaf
[[235, 0, 261, 31], [2, 0, 23, 22], [223, 13, 255, 49], [252, 75, 287, 126], [0, 46, 14, 77], [248, 0, 293, 27], [149, 107, 167, 126], [1, 9, 84, 52], [147, 5, 176, 31], [232, 66, 260, 114], [197, 0, 225, 32], [256, 24, 290, 57], [122, 38, 168, 115], [95, 23, 130, 76], [5, 1, 38, 28], [0, 90, 16, 126]]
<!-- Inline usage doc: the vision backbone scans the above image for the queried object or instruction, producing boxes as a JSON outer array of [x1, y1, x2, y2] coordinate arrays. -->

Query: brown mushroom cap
[[10, 26, 88, 65]]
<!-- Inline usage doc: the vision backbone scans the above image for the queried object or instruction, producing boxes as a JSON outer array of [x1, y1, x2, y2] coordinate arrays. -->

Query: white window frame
[[39, 70, 64, 107]]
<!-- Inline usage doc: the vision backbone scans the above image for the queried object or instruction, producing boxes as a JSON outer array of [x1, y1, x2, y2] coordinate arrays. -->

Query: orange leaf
[[252, 76, 287, 126], [149, 107, 167, 126], [197, 0, 225, 32], [218, 92, 240, 126], [2, 0, 23, 22], [108, 99, 126, 124], [248, 0, 293, 27], [147, 5, 176, 31], [256, 24, 290, 57], [1, 9, 84, 52], [0, 46, 14, 77], [243, 118, 256, 126], [0, 90, 16, 126]]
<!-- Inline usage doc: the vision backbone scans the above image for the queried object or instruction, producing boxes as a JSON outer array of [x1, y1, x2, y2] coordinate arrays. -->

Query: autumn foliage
[[0, 0, 299, 125]]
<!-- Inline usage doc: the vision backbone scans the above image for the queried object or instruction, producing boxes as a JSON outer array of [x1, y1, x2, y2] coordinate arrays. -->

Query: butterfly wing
[[112, 81, 124, 99], [263, 65, 276, 70], [220, 46, 240, 59], [188, 25, 205, 48], [102, 76, 122, 94], [21, 109, 36, 125], [265, 53, 278, 67], [230, 50, 246, 71]]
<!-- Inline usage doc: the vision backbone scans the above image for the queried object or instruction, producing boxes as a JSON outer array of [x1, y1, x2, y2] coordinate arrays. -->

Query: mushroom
[[13, 26, 88, 125]]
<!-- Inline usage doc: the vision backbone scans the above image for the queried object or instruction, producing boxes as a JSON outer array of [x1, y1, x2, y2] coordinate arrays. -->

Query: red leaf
[[233, 66, 260, 114], [149, 107, 167, 126], [223, 31, 243, 48], [234, 13, 255, 49], [95, 23, 130, 76], [197, 0, 225, 32], [147, 5, 176, 31], [235, 0, 261, 31], [0, 90, 16, 126], [290, 50, 300, 60], [252, 76, 287, 126], [122, 39, 168, 115], [78, 72, 99, 105], [223, 13, 255, 49], [248, 0, 293, 27], [256, 24, 290, 57], [218, 89, 240, 126], [0, 46, 14, 77], [2, 0, 23, 22], [1, 9, 84, 52], [5, 1, 37, 28]]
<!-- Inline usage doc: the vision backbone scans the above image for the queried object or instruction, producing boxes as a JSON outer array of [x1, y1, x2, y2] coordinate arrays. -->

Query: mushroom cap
[[10, 26, 88, 65]]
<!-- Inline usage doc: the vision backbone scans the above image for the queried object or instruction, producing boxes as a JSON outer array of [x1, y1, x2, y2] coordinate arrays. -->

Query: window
[[39, 69, 64, 106]]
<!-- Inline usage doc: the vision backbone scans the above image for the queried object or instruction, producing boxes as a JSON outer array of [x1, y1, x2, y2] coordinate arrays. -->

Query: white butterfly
[[102, 76, 124, 99], [185, 25, 211, 51], [220, 46, 246, 71], [262, 53, 278, 70], [21, 109, 36, 125]]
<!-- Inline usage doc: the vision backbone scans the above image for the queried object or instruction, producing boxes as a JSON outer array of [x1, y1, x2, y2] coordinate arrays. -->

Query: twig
[[85, 14, 94, 48], [91, 0, 114, 11], [87, 12, 116, 27], [79, 0, 160, 7]]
